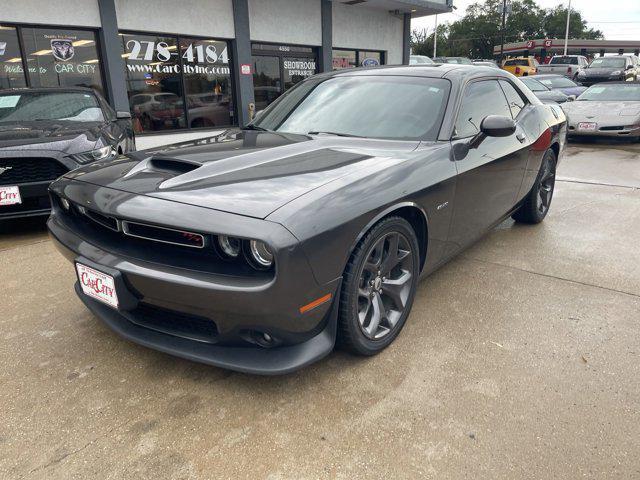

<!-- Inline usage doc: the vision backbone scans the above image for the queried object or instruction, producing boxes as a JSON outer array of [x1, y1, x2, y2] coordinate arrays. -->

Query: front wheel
[[337, 217, 420, 356], [512, 148, 557, 224]]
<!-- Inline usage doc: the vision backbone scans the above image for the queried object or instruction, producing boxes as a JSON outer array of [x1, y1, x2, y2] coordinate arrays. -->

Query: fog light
[[218, 235, 241, 257], [248, 240, 273, 268]]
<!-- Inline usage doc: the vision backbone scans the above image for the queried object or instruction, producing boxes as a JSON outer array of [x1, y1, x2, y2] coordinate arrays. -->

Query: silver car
[[561, 82, 640, 140]]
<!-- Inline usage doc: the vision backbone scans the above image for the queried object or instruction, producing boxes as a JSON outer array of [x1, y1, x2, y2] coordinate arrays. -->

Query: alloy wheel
[[356, 232, 414, 340], [536, 157, 556, 215]]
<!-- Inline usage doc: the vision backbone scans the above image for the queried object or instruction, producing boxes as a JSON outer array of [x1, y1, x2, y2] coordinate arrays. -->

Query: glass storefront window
[[283, 57, 317, 90], [0, 26, 27, 89], [20, 27, 104, 93], [332, 49, 356, 70], [252, 56, 282, 111], [251, 43, 318, 111], [332, 49, 385, 70], [359, 51, 381, 67], [180, 37, 233, 128], [121, 33, 185, 133]]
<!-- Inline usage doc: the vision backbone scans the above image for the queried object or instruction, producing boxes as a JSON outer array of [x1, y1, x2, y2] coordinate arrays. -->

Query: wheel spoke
[[382, 270, 411, 310], [358, 297, 372, 325], [380, 234, 400, 275], [366, 292, 386, 336]]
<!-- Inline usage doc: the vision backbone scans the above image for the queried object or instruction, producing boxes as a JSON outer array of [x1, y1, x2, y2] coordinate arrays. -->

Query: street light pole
[[564, 0, 572, 55], [499, 0, 507, 62], [433, 14, 438, 58]]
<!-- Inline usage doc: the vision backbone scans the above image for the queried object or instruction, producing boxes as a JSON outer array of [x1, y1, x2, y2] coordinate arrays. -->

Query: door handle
[[516, 132, 527, 143]]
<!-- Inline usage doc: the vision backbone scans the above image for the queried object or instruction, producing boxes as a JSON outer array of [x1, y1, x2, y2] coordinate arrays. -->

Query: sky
[[411, 0, 640, 40]]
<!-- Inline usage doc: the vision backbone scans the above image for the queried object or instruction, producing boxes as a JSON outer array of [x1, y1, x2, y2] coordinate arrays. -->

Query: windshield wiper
[[307, 131, 363, 138], [242, 124, 270, 132]]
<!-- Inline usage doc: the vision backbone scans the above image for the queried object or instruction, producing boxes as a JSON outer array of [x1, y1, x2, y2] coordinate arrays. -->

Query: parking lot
[[1, 140, 639, 479]]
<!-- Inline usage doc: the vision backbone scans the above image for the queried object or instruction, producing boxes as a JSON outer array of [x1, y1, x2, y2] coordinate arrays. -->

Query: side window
[[499, 80, 527, 119], [454, 80, 512, 138]]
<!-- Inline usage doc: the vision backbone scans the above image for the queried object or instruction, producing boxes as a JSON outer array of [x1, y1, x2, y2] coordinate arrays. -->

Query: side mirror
[[116, 111, 132, 120], [626, 64, 634, 70], [468, 115, 516, 149]]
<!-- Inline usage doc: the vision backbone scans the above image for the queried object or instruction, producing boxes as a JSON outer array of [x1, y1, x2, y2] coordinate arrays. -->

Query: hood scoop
[[123, 156, 202, 179]]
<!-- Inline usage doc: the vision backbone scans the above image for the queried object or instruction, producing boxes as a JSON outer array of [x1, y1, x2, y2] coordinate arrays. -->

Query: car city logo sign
[[51, 39, 74, 61], [0, 166, 13, 176]]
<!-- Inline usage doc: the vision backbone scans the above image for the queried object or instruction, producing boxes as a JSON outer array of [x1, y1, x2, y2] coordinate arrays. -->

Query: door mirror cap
[[467, 115, 516, 150], [116, 111, 132, 120], [480, 115, 516, 137]]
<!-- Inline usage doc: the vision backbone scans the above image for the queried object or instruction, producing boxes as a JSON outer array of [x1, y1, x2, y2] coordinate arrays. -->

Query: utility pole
[[433, 14, 438, 58], [499, 0, 507, 62], [563, 0, 572, 55]]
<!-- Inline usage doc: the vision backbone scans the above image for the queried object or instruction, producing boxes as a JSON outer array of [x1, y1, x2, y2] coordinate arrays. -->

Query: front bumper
[[47, 179, 341, 374], [568, 124, 640, 138]]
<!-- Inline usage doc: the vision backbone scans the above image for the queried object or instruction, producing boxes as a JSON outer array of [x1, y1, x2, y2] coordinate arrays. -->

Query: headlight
[[218, 235, 241, 258], [73, 145, 117, 164], [247, 240, 274, 269], [610, 70, 622, 76], [92, 145, 116, 160]]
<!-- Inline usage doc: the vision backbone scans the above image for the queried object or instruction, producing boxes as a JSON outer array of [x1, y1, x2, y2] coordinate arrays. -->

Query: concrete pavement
[[0, 141, 639, 479]]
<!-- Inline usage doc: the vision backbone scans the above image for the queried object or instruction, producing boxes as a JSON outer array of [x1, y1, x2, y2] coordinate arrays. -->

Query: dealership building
[[0, 0, 451, 144]]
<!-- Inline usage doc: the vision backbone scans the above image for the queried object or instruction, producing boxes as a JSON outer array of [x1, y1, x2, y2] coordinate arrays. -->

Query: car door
[[447, 79, 529, 248]]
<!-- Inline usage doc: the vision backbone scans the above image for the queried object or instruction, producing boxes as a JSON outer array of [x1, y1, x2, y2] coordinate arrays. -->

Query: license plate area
[[76, 262, 119, 309], [578, 122, 597, 131], [0, 186, 21, 206]]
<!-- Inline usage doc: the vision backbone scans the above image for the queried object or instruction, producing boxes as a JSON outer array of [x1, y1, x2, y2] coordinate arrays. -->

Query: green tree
[[410, 0, 603, 60], [542, 6, 603, 39]]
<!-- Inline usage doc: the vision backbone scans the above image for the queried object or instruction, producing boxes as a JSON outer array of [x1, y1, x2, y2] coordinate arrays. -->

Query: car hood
[[533, 90, 567, 103], [65, 129, 421, 219], [561, 101, 640, 122], [0, 120, 105, 153], [581, 68, 621, 76]]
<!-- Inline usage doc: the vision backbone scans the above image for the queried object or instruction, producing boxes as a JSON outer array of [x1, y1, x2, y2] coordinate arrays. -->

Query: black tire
[[337, 216, 420, 355], [512, 148, 557, 224]]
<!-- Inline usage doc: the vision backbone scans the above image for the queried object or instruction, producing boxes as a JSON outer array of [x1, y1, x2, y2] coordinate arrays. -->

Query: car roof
[[320, 64, 512, 81]]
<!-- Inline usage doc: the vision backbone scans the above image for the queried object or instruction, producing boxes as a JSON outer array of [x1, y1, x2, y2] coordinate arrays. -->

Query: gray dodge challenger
[[561, 82, 640, 140], [47, 65, 566, 374]]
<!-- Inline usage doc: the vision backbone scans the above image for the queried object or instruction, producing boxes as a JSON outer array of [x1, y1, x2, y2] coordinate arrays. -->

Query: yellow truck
[[501, 57, 539, 76]]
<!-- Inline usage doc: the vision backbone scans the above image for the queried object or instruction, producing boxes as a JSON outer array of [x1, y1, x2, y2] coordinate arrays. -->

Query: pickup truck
[[536, 55, 589, 79]]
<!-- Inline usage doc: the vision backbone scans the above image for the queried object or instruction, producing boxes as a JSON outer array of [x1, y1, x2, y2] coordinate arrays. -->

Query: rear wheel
[[337, 217, 420, 355], [512, 148, 557, 224]]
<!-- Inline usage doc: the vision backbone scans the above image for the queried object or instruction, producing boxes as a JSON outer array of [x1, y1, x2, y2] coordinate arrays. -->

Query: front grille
[[0, 158, 68, 186], [130, 303, 218, 343], [599, 126, 624, 131]]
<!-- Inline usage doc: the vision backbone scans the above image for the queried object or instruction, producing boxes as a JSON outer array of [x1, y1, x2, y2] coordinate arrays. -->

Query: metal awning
[[334, 0, 452, 17]]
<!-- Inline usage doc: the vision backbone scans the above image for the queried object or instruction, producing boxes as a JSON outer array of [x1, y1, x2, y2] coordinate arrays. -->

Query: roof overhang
[[333, 0, 452, 18]]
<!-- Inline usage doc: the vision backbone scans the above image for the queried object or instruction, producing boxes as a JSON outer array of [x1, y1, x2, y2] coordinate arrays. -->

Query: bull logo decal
[[50, 39, 74, 61]]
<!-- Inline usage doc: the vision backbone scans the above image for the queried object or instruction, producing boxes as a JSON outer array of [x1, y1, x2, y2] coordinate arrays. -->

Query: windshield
[[550, 57, 578, 65], [520, 77, 548, 92], [0, 91, 103, 123], [253, 76, 451, 141], [505, 59, 529, 66], [589, 57, 625, 69], [537, 76, 577, 88], [578, 84, 640, 101]]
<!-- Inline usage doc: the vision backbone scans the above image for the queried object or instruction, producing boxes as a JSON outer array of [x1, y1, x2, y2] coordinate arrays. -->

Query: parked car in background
[[434, 56, 474, 65], [520, 77, 572, 104], [561, 82, 640, 141], [502, 57, 539, 76], [48, 64, 566, 374], [576, 56, 637, 86], [410, 55, 434, 65], [130, 92, 185, 132], [533, 74, 588, 97], [473, 60, 500, 69], [0, 87, 135, 221], [536, 55, 589, 80]]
